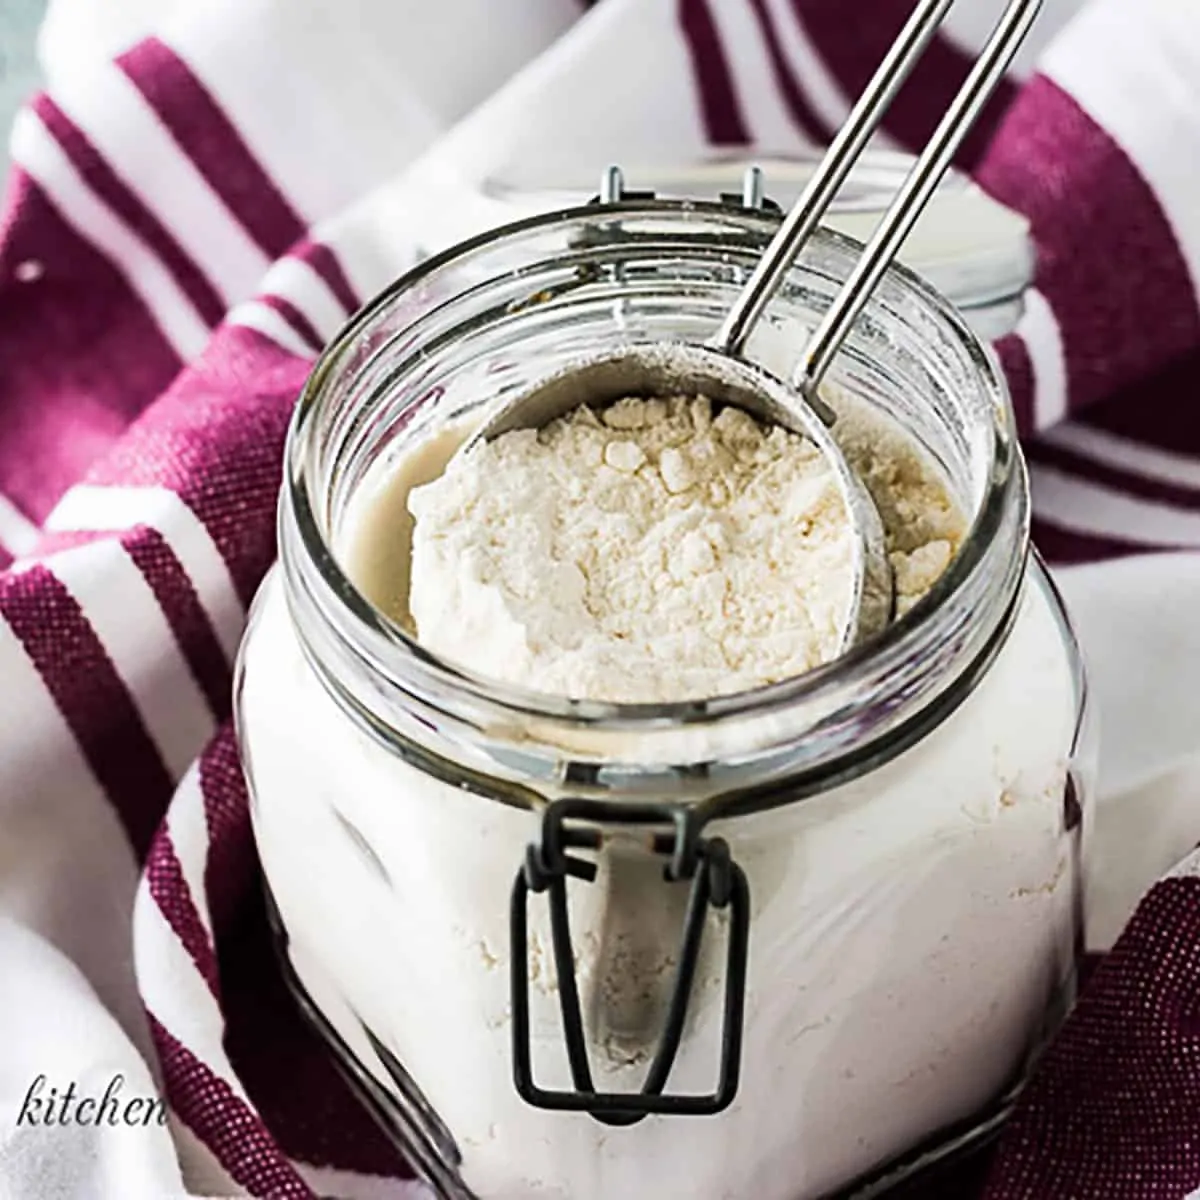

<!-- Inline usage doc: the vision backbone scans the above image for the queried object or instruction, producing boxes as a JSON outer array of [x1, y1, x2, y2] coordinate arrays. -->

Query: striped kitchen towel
[[1, 0, 1199, 1196]]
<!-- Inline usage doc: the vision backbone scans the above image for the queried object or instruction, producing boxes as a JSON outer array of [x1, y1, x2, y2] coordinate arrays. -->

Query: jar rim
[[284, 198, 1027, 765]]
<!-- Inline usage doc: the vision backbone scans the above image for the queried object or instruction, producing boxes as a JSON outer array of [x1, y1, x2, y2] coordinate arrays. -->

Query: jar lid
[[480, 151, 1033, 316]]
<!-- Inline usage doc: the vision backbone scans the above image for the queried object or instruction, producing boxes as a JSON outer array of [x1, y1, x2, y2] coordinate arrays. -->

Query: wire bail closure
[[510, 798, 751, 1126]]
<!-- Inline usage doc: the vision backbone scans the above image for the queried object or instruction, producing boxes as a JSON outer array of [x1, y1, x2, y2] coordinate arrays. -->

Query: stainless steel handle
[[711, 0, 957, 357], [710, 0, 1041, 383], [798, 0, 1042, 391]]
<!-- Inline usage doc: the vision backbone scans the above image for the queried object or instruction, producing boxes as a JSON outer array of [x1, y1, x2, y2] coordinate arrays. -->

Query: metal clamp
[[510, 798, 750, 1127], [588, 164, 658, 207], [588, 163, 781, 215]]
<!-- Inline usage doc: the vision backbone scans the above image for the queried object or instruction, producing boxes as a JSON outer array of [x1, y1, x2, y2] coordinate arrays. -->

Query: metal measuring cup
[[460, 0, 1041, 653]]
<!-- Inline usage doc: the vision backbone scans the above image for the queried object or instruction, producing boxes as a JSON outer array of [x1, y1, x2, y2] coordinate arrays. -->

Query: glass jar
[[234, 192, 1093, 1200]]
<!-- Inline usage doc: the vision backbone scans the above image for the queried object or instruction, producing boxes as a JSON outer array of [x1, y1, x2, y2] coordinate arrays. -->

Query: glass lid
[[480, 150, 1033, 314]]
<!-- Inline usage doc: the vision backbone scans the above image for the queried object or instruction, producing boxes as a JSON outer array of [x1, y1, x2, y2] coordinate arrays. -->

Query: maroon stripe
[[1027, 440, 1200, 515], [145, 828, 221, 997], [148, 1012, 314, 1197], [291, 239, 361, 318], [678, 0, 751, 145], [0, 564, 171, 858], [747, 0, 831, 144], [86, 327, 310, 607], [984, 877, 1200, 1197], [199, 726, 259, 936], [995, 333, 1034, 437], [258, 294, 324, 354], [1030, 515, 1168, 567], [197, 726, 412, 1178], [32, 94, 224, 327], [118, 38, 307, 262], [123, 525, 232, 721], [10, 526, 232, 731], [792, 0, 1017, 169], [0, 171, 180, 519], [1081, 349, 1200, 459], [977, 76, 1200, 418]]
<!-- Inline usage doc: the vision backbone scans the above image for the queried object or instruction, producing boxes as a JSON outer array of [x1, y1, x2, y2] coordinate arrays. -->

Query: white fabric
[[0, 919, 191, 1199]]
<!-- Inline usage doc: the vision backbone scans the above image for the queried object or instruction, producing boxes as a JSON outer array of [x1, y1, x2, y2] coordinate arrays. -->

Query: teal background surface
[[0, 0, 47, 173]]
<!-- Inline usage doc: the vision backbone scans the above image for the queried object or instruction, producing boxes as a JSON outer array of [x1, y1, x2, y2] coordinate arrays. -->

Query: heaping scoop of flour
[[405, 395, 856, 704]]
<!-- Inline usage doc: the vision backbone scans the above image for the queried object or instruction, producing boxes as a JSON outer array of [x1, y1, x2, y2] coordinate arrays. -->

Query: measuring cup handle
[[795, 0, 1043, 393], [711, 0, 958, 359]]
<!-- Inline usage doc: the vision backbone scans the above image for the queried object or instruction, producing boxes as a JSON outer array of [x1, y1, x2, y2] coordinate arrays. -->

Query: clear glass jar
[[235, 195, 1093, 1200]]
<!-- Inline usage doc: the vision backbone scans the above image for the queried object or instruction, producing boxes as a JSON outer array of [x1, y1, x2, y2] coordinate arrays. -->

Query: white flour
[[406, 394, 963, 702], [407, 395, 852, 702]]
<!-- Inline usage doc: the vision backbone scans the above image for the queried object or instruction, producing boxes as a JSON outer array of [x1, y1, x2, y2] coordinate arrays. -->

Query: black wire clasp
[[510, 798, 751, 1126]]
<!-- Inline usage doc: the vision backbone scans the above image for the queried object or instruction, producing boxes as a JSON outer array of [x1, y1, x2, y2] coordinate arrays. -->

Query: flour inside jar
[[343, 389, 967, 704]]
